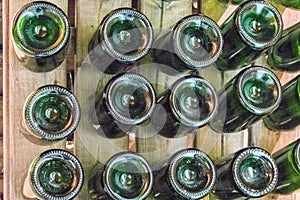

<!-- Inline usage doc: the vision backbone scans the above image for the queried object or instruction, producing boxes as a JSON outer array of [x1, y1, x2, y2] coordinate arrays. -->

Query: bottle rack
[[3, 0, 300, 199]]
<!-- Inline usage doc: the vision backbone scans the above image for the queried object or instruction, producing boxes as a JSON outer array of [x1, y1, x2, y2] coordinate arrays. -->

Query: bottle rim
[[236, 0, 283, 50], [23, 85, 81, 141], [30, 149, 84, 200], [103, 151, 153, 200], [12, 1, 70, 57], [237, 66, 282, 115], [105, 73, 156, 125], [167, 148, 216, 199], [100, 7, 154, 63], [232, 147, 278, 198], [170, 76, 218, 127], [294, 140, 300, 171], [172, 14, 224, 69]]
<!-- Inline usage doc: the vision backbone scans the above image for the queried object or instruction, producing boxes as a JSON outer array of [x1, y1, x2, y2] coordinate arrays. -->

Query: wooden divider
[[3, 0, 300, 199]]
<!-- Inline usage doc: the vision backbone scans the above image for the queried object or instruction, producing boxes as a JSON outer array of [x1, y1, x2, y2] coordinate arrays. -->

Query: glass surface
[[263, 75, 300, 131], [274, 0, 300, 9]]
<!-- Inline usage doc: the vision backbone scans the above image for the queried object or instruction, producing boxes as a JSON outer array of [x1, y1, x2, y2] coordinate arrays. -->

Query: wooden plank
[[75, 0, 132, 199], [3, 0, 69, 199]]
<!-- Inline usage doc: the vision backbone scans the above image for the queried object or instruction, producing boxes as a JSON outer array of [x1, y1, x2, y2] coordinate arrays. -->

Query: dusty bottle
[[212, 147, 278, 199], [215, 0, 283, 71], [88, 7, 153, 74], [217, 0, 247, 5], [23, 149, 84, 199], [152, 148, 216, 199], [12, 1, 70, 72], [23, 85, 80, 144], [263, 75, 300, 131], [267, 22, 300, 71], [153, 14, 223, 75], [152, 75, 218, 137], [92, 73, 156, 138], [88, 151, 153, 200], [272, 139, 300, 194], [273, 0, 300, 9], [209, 66, 282, 133]]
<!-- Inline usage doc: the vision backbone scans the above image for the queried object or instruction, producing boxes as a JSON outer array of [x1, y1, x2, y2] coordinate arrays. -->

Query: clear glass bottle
[[88, 7, 153, 74], [12, 1, 70, 72], [152, 75, 218, 137], [91, 73, 156, 138], [273, 0, 300, 9], [23, 85, 80, 144], [215, 0, 283, 71], [267, 22, 300, 71], [209, 66, 282, 133], [263, 75, 300, 131], [24, 149, 84, 199], [272, 139, 300, 194], [212, 147, 278, 199], [153, 14, 223, 75], [88, 151, 153, 200], [152, 148, 216, 199]]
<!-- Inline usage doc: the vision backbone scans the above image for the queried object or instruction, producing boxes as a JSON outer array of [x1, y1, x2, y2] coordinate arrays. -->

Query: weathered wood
[[3, 0, 69, 199]]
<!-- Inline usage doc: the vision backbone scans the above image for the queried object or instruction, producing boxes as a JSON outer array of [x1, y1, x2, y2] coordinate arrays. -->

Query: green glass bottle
[[152, 75, 218, 137], [152, 148, 216, 200], [88, 7, 153, 74], [272, 139, 300, 194], [153, 14, 223, 75], [215, 0, 283, 71], [91, 73, 156, 138], [273, 0, 300, 9], [267, 22, 300, 71], [23, 85, 80, 143], [209, 66, 282, 133], [26, 149, 84, 199], [212, 147, 278, 199], [263, 75, 300, 131], [12, 1, 70, 72], [88, 151, 153, 200]]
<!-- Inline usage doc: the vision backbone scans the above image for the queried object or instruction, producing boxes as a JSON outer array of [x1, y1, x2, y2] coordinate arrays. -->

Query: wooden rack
[[3, 0, 300, 199]]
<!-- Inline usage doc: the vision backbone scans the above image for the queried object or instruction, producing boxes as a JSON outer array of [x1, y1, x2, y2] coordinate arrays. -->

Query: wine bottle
[[12, 1, 70, 72], [273, 0, 300, 9], [153, 14, 223, 75], [92, 73, 156, 138], [215, 0, 283, 71], [152, 75, 218, 137], [88, 7, 153, 74], [209, 66, 282, 133], [152, 148, 216, 199], [212, 147, 278, 199], [23, 85, 80, 144], [267, 22, 300, 71], [263, 75, 300, 131]]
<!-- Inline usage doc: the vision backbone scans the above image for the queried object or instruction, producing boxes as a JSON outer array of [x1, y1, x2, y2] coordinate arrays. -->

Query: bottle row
[[22, 65, 300, 143], [23, 139, 300, 200], [219, 0, 300, 9], [11, 1, 300, 74]]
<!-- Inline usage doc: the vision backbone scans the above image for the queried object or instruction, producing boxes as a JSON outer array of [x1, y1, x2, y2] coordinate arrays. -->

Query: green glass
[[88, 152, 153, 200], [153, 14, 223, 75], [263, 75, 300, 131], [212, 147, 278, 199], [209, 66, 282, 133], [215, 0, 283, 71], [152, 148, 216, 199], [23, 85, 80, 142], [29, 149, 84, 199], [272, 139, 300, 194], [88, 7, 153, 74], [152, 75, 218, 137], [267, 22, 300, 71], [12, 1, 70, 72], [274, 0, 300, 9], [92, 73, 156, 138]]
